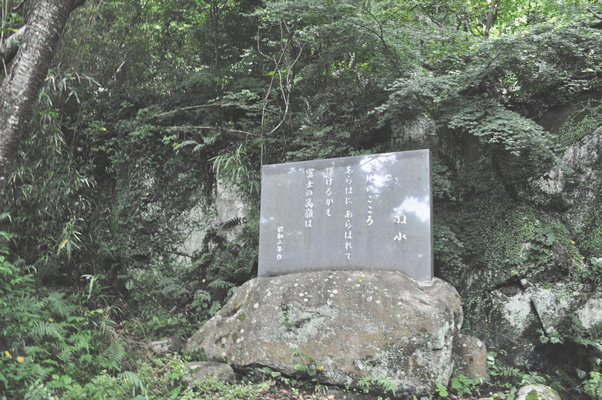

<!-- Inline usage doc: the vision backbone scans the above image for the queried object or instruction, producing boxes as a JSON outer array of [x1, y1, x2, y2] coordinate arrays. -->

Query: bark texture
[[0, 0, 84, 201]]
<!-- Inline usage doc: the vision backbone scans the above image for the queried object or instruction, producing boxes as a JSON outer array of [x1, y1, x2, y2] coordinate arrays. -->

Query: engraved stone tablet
[[258, 149, 433, 280]]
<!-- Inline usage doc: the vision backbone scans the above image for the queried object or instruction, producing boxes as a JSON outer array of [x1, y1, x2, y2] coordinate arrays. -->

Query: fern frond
[[208, 279, 235, 290], [16, 295, 44, 315], [590, 321, 602, 340], [32, 321, 66, 340], [190, 252, 213, 272], [67, 332, 91, 351], [58, 345, 73, 362], [118, 370, 148, 396], [161, 284, 189, 298], [96, 316, 117, 338], [47, 291, 74, 318], [218, 216, 244, 232], [101, 338, 127, 371]]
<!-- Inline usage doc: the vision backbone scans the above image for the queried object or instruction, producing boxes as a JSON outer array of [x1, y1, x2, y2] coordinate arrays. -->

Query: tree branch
[[485, 0, 499, 36], [0, 25, 26, 71], [587, 7, 602, 21], [11, 0, 28, 12], [168, 125, 260, 137], [147, 102, 276, 120]]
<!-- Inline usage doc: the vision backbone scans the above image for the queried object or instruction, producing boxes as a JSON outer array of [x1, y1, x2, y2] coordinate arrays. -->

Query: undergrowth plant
[[357, 375, 397, 397], [0, 228, 124, 398], [484, 351, 546, 400], [290, 347, 325, 392]]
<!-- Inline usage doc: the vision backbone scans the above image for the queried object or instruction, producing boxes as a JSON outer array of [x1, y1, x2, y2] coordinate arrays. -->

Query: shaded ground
[[253, 384, 516, 400]]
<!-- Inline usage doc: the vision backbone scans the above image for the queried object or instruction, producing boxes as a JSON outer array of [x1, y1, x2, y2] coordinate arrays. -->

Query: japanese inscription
[[344, 166, 353, 260], [258, 149, 433, 281], [366, 161, 376, 227], [325, 167, 334, 217], [276, 226, 284, 260], [304, 168, 314, 228]]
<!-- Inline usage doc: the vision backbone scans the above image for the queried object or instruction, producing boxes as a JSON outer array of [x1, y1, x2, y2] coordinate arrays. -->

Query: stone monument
[[187, 149, 490, 397], [258, 149, 433, 280]]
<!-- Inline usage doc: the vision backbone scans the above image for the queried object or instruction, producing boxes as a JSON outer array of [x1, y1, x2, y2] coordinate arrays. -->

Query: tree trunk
[[484, 0, 500, 36], [0, 0, 84, 203]]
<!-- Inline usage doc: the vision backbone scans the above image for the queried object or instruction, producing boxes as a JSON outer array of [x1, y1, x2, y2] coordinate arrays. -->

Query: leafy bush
[[192, 374, 264, 400], [0, 232, 124, 398], [63, 353, 266, 400]]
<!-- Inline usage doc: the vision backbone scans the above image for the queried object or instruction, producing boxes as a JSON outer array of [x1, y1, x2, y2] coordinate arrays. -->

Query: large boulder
[[184, 362, 237, 386], [516, 384, 561, 400], [149, 337, 183, 354], [487, 279, 593, 369], [186, 270, 463, 397]]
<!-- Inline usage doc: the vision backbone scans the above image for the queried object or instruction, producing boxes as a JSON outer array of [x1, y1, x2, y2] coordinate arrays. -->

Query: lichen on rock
[[186, 270, 463, 397]]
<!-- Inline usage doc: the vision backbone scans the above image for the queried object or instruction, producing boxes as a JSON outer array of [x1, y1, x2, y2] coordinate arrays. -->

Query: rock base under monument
[[187, 270, 464, 397]]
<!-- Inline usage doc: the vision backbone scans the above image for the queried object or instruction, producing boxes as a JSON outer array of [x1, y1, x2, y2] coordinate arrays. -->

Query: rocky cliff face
[[533, 127, 602, 216], [187, 270, 464, 397]]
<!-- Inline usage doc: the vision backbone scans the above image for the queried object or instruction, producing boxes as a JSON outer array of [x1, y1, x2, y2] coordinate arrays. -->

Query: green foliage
[[0, 234, 124, 398], [552, 99, 602, 152], [485, 351, 530, 400], [526, 226, 557, 265], [135, 354, 189, 399], [212, 144, 261, 196], [5, 0, 602, 397], [287, 347, 328, 393], [62, 354, 192, 400], [5, 67, 100, 282], [290, 347, 320, 378], [435, 383, 448, 397], [567, 318, 602, 360], [433, 222, 466, 283], [582, 371, 602, 399], [256, 366, 295, 388], [191, 374, 263, 400], [532, 317, 602, 398], [449, 374, 480, 397], [538, 329, 564, 345], [580, 257, 602, 285], [357, 375, 397, 397], [574, 189, 602, 261], [192, 214, 259, 299]]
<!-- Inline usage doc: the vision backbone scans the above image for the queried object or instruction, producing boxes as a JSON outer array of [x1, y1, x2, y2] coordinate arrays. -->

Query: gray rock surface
[[149, 338, 183, 354], [487, 281, 584, 367], [453, 334, 489, 381], [186, 270, 462, 397], [516, 384, 561, 400], [577, 297, 602, 329], [323, 388, 381, 399], [533, 127, 602, 219], [184, 361, 236, 385]]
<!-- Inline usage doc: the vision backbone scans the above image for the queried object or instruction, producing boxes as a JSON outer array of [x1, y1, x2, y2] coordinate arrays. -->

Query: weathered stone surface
[[149, 338, 183, 354], [487, 280, 588, 368], [176, 180, 249, 260], [488, 284, 545, 368], [577, 297, 602, 329], [186, 270, 462, 397], [452, 334, 489, 381], [214, 179, 250, 242], [184, 362, 236, 385], [532, 127, 602, 219], [530, 285, 579, 336], [516, 384, 561, 400], [323, 388, 380, 399]]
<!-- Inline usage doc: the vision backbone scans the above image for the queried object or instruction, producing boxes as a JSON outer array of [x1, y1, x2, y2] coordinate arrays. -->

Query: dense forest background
[[3, 0, 602, 398]]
